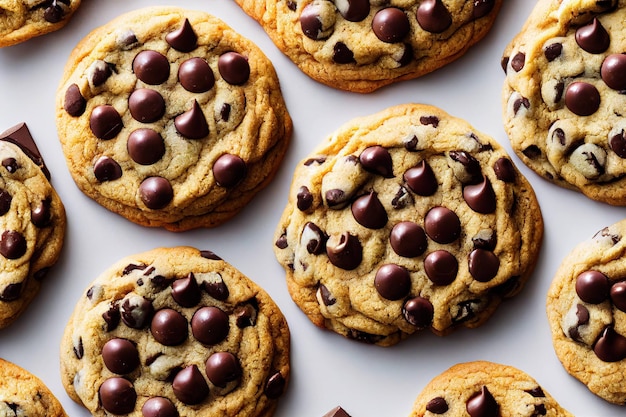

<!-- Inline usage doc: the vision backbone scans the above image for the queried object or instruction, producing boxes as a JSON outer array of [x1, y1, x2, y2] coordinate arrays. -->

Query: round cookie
[[410, 361, 573, 416], [60, 246, 290, 417], [502, 0, 626, 205], [547, 218, 626, 404], [55, 7, 292, 231], [273, 103, 543, 346], [0, 357, 68, 416], [235, 0, 502, 93], [0, 0, 81, 48], [0, 123, 66, 329]]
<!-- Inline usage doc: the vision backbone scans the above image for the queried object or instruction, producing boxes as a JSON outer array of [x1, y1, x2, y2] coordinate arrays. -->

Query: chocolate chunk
[[336, 0, 369, 22], [575, 17, 610, 54], [402, 296, 434, 327], [472, 229, 497, 250], [565, 82, 600, 116], [424, 250, 458, 285], [468, 249, 500, 282], [264, 372, 286, 398], [501, 56, 509, 73], [319, 284, 336, 306], [568, 303, 589, 341], [93, 156, 122, 182], [220, 103, 232, 121], [31, 199, 51, 227], [175, 100, 209, 139], [374, 264, 411, 300], [179, 58, 215, 93], [372, 7, 410, 43], [171, 273, 201, 308], [127, 128, 165, 165], [302, 222, 327, 254], [404, 160, 438, 196], [526, 387, 545, 398], [139, 177, 173, 209], [575, 270, 610, 304], [200, 250, 222, 260], [73, 337, 84, 359], [0, 190, 11, 216], [463, 177, 496, 214], [472, 0, 495, 19], [172, 365, 209, 405], [300, 4, 325, 40], [0, 230, 26, 259], [0, 283, 22, 301], [90, 105, 123, 140], [594, 326, 626, 362], [493, 157, 516, 183], [391, 185, 414, 209], [117, 30, 139, 50], [133, 50, 170, 85], [544, 43, 563, 62], [522, 145, 541, 159], [64, 84, 86, 117], [390, 221, 427, 258], [218, 52, 250, 85], [510, 52, 525, 72], [297, 186, 314, 211], [609, 130, 626, 158], [191, 306, 229, 345], [513, 96, 530, 115], [121, 296, 154, 329], [610, 281, 626, 312], [601, 53, 626, 90], [424, 206, 461, 244], [417, 0, 452, 33], [323, 406, 352, 417], [103, 303, 121, 331], [151, 309, 188, 346], [426, 396, 449, 414], [141, 397, 178, 417], [359, 146, 394, 177], [333, 42, 355, 64], [351, 191, 387, 229], [2, 158, 18, 173], [0, 123, 49, 179], [326, 232, 362, 270], [205, 352, 241, 387], [89, 60, 113, 86], [213, 154, 247, 187], [102, 338, 139, 374], [99, 377, 137, 414], [202, 275, 229, 301], [128, 89, 165, 123], [234, 301, 257, 328], [448, 150, 482, 184], [325, 189, 347, 207], [166, 19, 197, 52], [466, 386, 499, 417]]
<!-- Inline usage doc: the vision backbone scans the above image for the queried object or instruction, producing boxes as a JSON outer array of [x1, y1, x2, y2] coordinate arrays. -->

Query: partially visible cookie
[[0, 123, 66, 329], [547, 218, 626, 404], [0, 357, 68, 416], [273, 103, 543, 346], [55, 7, 292, 231], [502, 0, 626, 205], [60, 246, 290, 417], [410, 361, 573, 416], [0, 0, 81, 48], [235, 0, 502, 93]]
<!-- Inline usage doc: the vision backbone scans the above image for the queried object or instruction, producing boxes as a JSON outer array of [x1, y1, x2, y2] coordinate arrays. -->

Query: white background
[[1, 1, 625, 416]]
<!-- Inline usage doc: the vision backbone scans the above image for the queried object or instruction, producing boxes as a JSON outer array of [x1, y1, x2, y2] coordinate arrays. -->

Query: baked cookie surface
[[410, 361, 573, 417], [0, 357, 68, 416], [273, 103, 543, 346], [56, 6, 292, 231], [547, 218, 626, 404], [0, 123, 66, 329], [0, 0, 81, 47], [502, 0, 626, 205], [235, 0, 502, 93], [60, 246, 290, 417]]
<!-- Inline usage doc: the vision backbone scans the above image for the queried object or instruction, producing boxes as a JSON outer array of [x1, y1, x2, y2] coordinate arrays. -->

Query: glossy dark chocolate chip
[[213, 154, 247, 187], [172, 365, 209, 405], [151, 309, 188, 346], [133, 50, 170, 85], [544, 43, 563, 62], [179, 58, 215, 93], [64, 84, 86, 117], [99, 377, 137, 415], [121, 296, 154, 329], [466, 386, 499, 417], [468, 249, 500, 282], [139, 177, 173, 209], [359, 146, 393, 177], [374, 264, 411, 300], [575, 270, 610, 304], [426, 396, 448, 414], [90, 61, 113, 86], [565, 82, 600, 116], [333, 42, 355, 64], [264, 372, 286, 398], [141, 397, 178, 417], [300, 4, 325, 40], [351, 191, 387, 229], [127, 129, 165, 165], [218, 52, 250, 85], [234, 303, 257, 328], [337, 0, 370, 22], [463, 177, 496, 214], [424, 206, 461, 244], [166, 19, 197, 52], [326, 232, 362, 270], [390, 221, 427, 258], [472, 0, 495, 19], [31, 199, 51, 227], [44, 4, 64, 23], [601, 54, 626, 90], [94, 156, 122, 182], [0, 283, 21, 301], [609, 130, 626, 158], [510, 52, 525, 72], [102, 338, 139, 374], [175, 100, 209, 139], [493, 157, 516, 182], [90, 105, 123, 140], [424, 250, 458, 285], [128, 89, 165, 123], [416, 0, 452, 34], [171, 273, 201, 308], [372, 7, 410, 43], [594, 326, 626, 362], [302, 222, 327, 254], [404, 161, 438, 196], [205, 352, 241, 387], [0, 190, 11, 216], [297, 186, 314, 211], [610, 281, 626, 312], [0, 230, 26, 259], [202, 277, 229, 301], [402, 296, 434, 327], [575, 17, 610, 54], [191, 306, 229, 345]]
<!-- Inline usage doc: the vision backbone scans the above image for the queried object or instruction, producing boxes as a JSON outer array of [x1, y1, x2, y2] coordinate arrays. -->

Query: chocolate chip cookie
[[0, 0, 81, 48], [547, 218, 626, 404], [410, 361, 573, 416], [502, 0, 626, 205], [273, 103, 543, 346], [0, 123, 66, 329], [0, 357, 68, 416], [235, 0, 502, 93], [55, 7, 292, 231], [60, 246, 290, 416]]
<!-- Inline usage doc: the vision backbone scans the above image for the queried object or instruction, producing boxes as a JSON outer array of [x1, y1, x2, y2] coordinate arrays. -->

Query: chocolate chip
[[424, 250, 458, 285], [609, 130, 626, 158], [103, 303, 121, 332], [220, 103, 231, 121], [601, 53, 626, 90], [372, 7, 410, 43], [404, 160, 438, 196], [472, 229, 497, 250], [302, 222, 327, 254], [171, 273, 201, 308], [565, 82, 600, 116], [0, 190, 11, 216], [544, 43, 563, 61], [326, 232, 362, 270], [0, 283, 21, 301], [391, 185, 414, 209], [31, 199, 51, 227], [594, 326, 626, 362], [575, 17, 610, 54], [319, 284, 336, 306], [218, 52, 250, 85], [151, 309, 188, 346], [513, 96, 530, 115], [300, 4, 325, 40], [493, 157, 516, 183], [93, 156, 122, 182], [333, 42, 355, 64], [448, 150, 482, 184], [466, 386, 499, 417], [121, 296, 154, 329], [205, 352, 241, 387], [390, 221, 427, 258], [575, 270, 610, 304], [325, 189, 347, 207], [102, 338, 139, 374], [175, 100, 209, 139], [73, 337, 84, 359], [568, 303, 589, 341], [99, 377, 137, 414], [424, 206, 461, 244], [374, 264, 411, 300], [472, 0, 495, 19], [172, 365, 209, 405], [510, 52, 526, 72], [426, 396, 449, 414], [297, 186, 314, 211], [213, 154, 247, 187], [191, 306, 229, 345], [127, 129, 165, 165], [90, 105, 123, 140], [420, 115, 439, 127], [501, 56, 509, 73], [0, 230, 26, 259], [128, 89, 165, 123], [90, 61, 113, 87], [139, 177, 173, 209], [200, 250, 222, 261], [351, 191, 387, 229], [234, 302, 257, 328], [468, 249, 500, 282], [522, 145, 541, 159], [166, 19, 197, 52], [359, 146, 394, 177], [179, 58, 215, 93], [416, 0, 452, 33], [43, 2, 64, 23], [133, 50, 170, 85], [2, 158, 17, 173], [64, 84, 86, 117], [202, 275, 229, 301], [323, 406, 352, 417], [336, 0, 369, 22], [526, 387, 545, 398], [264, 372, 286, 398], [463, 177, 496, 214], [610, 281, 626, 312], [141, 397, 178, 417], [117, 30, 138, 50], [402, 296, 434, 327]]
